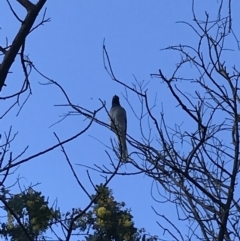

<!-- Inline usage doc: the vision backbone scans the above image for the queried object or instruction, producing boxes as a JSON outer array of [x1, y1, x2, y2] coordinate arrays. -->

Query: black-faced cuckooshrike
[[109, 95, 128, 160]]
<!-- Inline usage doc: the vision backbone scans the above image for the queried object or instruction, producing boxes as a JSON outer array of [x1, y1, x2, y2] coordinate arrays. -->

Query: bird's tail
[[119, 135, 128, 161]]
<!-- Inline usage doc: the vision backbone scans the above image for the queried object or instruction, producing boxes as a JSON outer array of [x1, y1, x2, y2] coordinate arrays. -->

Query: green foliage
[[0, 188, 59, 241], [83, 184, 157, 241], [0, 185, 156, 241]]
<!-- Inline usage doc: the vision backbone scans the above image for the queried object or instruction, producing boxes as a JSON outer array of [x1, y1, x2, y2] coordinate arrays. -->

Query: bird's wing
[[109, 107, 116, 130], [110, 106, 126, 134], [109, 106, 128, 160]]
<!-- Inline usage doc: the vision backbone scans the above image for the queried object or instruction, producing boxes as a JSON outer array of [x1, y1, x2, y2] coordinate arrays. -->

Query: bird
[[109, 95, 128, 160]]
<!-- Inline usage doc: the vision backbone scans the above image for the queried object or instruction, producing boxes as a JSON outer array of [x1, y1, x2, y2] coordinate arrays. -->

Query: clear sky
[[1, 0, 240, 240]]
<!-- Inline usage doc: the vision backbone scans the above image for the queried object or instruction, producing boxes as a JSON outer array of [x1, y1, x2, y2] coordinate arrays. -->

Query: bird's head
[[112, 95, 120, 106]]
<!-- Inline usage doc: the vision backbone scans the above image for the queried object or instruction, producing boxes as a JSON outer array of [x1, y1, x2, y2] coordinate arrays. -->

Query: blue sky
[[1, 0, 240, 240]]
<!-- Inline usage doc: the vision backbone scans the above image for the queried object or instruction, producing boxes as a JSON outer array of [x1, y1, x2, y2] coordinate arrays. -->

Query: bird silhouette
[[109, 95, 128, 160]]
